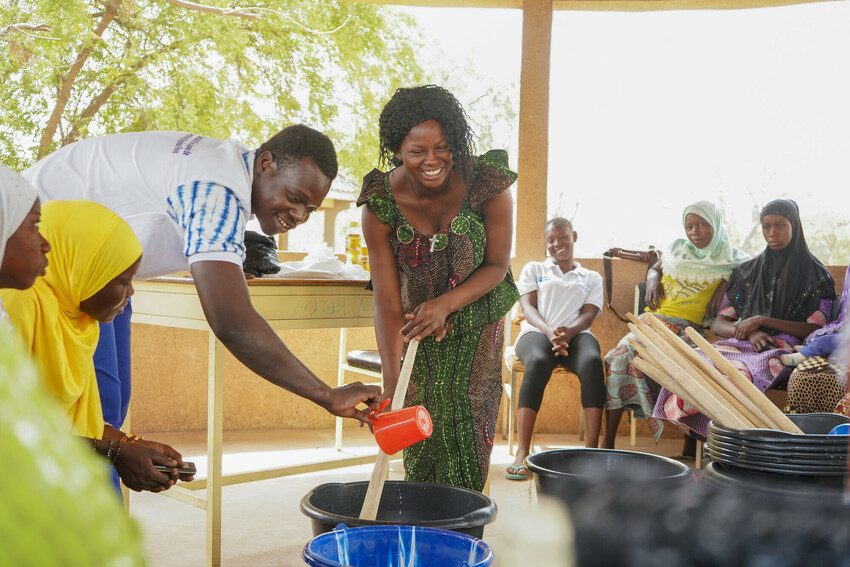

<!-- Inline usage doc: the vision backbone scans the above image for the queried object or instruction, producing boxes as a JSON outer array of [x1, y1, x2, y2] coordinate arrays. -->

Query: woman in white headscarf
[[0, 164, 144, 564], [0, 164, 50, 319], [604, 201, 748, 451]]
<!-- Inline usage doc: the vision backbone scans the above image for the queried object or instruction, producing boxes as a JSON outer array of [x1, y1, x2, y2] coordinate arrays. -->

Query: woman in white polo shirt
[[506, 218, 605, 480]]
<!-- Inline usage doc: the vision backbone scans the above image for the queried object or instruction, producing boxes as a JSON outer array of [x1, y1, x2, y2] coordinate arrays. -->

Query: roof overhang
[[344, 0, 831, 12]]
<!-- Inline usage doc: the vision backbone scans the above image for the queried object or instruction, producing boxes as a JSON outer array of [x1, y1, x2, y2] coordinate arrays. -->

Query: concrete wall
[[130, 260, 846, 435]]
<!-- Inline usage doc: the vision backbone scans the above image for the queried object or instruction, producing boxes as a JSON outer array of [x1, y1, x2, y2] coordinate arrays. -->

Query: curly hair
[[378, 85, 476, 181], [258, 124, 338, 180]]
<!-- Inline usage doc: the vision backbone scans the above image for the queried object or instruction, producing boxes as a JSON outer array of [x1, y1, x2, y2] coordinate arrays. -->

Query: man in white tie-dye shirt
[[25, 126, 384, 430]]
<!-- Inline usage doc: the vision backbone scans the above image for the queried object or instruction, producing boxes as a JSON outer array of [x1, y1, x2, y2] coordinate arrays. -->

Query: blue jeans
[[94, 300, 132, 493]]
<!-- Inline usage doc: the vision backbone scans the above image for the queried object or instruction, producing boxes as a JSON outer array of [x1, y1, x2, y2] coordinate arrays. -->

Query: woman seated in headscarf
[[784, 265, 848, 414], [0, 166, 50, 310], [653, 199, 836, 440], [605, 201, 747, 452], [1, 199, 193, 493], [0, 164, 144, 564]]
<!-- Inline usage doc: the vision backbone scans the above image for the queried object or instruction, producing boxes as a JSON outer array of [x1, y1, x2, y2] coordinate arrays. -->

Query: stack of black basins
[[704, 413, 850, 502]]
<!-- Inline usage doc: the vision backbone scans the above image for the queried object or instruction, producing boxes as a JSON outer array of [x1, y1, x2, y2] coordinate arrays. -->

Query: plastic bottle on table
[[359, 245, 369, 272], [345, 221, 361, 265]]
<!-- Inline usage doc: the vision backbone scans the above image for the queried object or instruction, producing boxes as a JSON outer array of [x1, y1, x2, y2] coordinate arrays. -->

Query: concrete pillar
[[514, 0, 553, 271]]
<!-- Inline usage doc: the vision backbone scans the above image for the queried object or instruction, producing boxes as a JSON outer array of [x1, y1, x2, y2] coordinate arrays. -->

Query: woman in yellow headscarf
[[1, 167, 143, 565], [2, 200, 191, 492]]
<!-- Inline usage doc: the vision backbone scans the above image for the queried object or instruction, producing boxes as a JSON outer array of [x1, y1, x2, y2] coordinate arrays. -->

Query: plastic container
[[303, 524, 493, 566], [359, 245, 369, 271], [334, 203, 360, 254], [701, 461, 845, 503], [370, 403, 432, 455], [705, 443, 847, 475], [300, 481, 497, 539], [709, 413, 850, 445], [345, 221, 361, 265], [525, 448, 691, 498], [828, 423, 850, 436]]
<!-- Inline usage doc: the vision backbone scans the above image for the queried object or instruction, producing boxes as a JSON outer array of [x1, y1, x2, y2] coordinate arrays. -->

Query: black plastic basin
[[788, 412, 850, 434], [710, 413, 850, 442], [300, 481, 497, 539], [702, 461, 845, 503], [525, 448, 692, 497]]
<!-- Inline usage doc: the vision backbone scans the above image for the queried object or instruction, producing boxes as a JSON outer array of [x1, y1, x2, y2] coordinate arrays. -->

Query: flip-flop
[[505, 464, 530, 481]]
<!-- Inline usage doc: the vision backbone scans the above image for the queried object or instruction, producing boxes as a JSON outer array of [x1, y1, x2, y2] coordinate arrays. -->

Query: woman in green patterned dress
[[359, 85, 519, 492]]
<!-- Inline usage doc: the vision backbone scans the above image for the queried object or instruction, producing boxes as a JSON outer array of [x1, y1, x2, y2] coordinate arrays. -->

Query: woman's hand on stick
[[401, 299, 450, 342]]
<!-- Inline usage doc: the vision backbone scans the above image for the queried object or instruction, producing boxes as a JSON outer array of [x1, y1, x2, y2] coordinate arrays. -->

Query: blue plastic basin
[[302, 524, 493, 567]]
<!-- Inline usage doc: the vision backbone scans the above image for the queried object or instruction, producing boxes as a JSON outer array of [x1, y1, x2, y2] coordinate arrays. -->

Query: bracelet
[[106, 440, 116, 463], [112, 439, 122, 464], [92, 438, 98, 452]]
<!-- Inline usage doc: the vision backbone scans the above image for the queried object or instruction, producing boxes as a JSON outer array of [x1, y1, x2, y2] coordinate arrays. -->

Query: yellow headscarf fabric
[[0, 201, 142, 438]]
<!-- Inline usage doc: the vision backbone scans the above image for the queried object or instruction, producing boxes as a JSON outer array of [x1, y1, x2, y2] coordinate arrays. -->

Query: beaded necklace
[[396, 170, 470, 252]]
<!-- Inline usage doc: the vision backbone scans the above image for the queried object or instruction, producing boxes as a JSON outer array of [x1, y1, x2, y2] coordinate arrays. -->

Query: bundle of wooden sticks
[[626, 312, 802, 434]]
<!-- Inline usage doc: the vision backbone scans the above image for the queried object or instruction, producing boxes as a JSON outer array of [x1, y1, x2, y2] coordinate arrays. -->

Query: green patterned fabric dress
[[358, 150, 519, 492]]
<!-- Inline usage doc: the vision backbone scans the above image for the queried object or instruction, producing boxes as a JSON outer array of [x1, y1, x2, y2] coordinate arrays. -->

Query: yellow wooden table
[[131, 276, 375, 566]]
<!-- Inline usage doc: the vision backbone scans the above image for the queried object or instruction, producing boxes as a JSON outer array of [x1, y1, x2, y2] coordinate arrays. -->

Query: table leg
[[335, 327, 348, 451], [206, 333, 224, 567]]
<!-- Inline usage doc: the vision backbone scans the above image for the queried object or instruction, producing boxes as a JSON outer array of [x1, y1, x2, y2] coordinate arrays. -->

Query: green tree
[[0, 0, 425, 176], [426, 51, 518, 159], [804, 212, 850, 266]]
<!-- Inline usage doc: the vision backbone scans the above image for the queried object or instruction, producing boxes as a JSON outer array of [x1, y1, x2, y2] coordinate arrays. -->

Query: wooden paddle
[[627, 320, 750, 429], [683, 327, 802, 434], [641, 314, 769, 428], [359, 339, 420, 520]]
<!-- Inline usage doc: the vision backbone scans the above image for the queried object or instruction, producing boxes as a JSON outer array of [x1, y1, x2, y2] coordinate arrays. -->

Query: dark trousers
[[515, 331, 605, 411]]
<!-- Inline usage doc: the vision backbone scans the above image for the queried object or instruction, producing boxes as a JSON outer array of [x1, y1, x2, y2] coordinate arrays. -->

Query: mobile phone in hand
[[154, 461, 197, 475]]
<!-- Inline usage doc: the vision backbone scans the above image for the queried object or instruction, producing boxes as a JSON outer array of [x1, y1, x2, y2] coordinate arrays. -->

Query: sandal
[[505, 464, 530, 481]]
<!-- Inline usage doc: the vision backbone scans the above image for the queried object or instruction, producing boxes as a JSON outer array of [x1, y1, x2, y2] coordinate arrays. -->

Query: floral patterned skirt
[[652, 335, 798, 439], [604, 314, 699, 442]]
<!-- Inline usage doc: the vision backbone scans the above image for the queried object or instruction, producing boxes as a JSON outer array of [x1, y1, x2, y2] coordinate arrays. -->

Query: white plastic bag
[[274, 242, 369, 279]]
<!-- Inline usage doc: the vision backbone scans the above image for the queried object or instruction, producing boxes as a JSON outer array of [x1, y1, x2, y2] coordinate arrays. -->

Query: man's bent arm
[[190, 260, 334, 407]]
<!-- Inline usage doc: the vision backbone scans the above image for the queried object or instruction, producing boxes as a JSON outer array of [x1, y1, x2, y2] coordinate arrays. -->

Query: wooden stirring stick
[[359, 339, 420, 520], [640, 314, 769, 429], [627, 322, 750, 429], [683, 327, 802, 434]]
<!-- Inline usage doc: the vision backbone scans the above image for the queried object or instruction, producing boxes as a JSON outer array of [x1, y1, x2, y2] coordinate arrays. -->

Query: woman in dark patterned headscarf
[[654, 199, 836, 439]]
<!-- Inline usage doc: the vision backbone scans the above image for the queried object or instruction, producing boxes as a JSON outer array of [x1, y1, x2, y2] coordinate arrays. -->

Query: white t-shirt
[[516, 259, 604, 341], [25, 132, 255, 280]]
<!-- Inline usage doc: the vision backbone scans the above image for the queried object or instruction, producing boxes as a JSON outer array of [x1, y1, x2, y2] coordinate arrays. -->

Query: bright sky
[[403, 2, 850, 261]]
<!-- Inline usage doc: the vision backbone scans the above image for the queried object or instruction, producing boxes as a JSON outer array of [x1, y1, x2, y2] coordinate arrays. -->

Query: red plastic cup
[[369, 404, 433, 455]]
